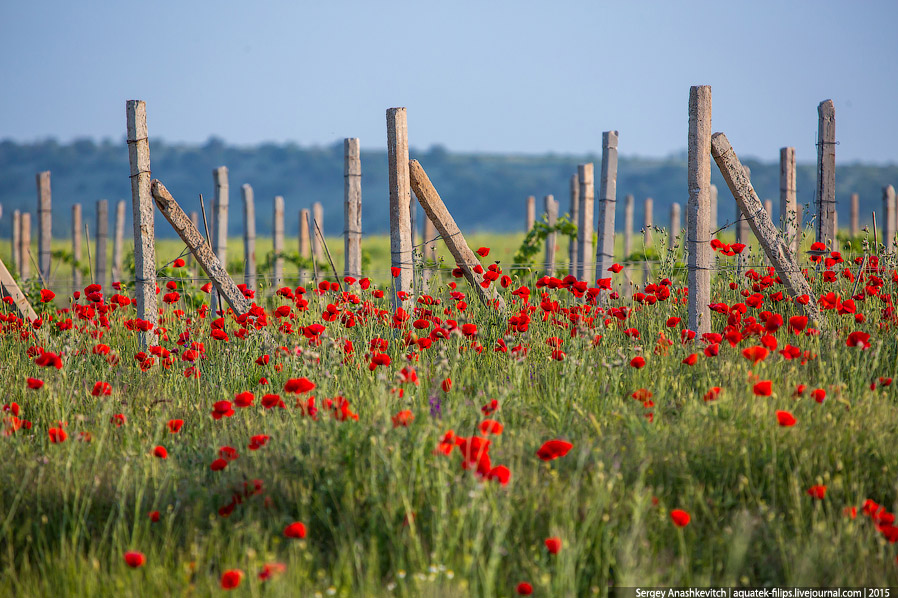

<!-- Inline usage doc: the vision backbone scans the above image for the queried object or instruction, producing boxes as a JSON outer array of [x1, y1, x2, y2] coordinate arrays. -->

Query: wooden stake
[[568, 173, 580, 274], [423, 215, 437, 262], [188, 211, 199, 268], [113, 200, 126, 282], [312, 201, 324, 263], [624, 194, 634, 257], [386, 108, 413, 306], [526, 196, 536, 232], [343, 138, 362, 280], [687, 85, 712, 334], [577, 164, 595, 280], [72, 204, 82, 289], [643, 198, 653, 249], [850, 192, 859, 237], [12, 210, 20, 276], [126, 100, 157, 342], [212, 167, 229, 266], [36, 171, 52, 282], [95, 200, 108, 288], [273, 195, 285, 287], [299, 208, 311, 283], [19, 213, 30, 280], [816, 100, 836, 246], [711, 132, 821, 322], [242, 184, 257, 291], [883, 185, 895, 253], [670, 202, 681, 251], [408, 159, 504, 310], [544, 195, 557, 276], [151, 180, 250, 316], [779, 147, 797, 255], [0, 256, 37, 321], [595, 130, 619, 285], [710, 184, 718, 234]]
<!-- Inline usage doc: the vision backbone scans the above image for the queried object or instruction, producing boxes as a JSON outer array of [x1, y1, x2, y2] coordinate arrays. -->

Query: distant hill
[[1, 138, 896, 239]]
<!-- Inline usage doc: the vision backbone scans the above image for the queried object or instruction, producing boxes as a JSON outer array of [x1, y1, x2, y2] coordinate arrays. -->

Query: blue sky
[[1, 0, 896, 163]]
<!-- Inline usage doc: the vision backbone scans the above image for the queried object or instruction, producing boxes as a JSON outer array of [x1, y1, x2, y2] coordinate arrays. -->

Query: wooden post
[[188, 211, 199, 268], [544, 195, 557, 276], [113, 200, 126, 282], [409, 192, 418, 250], [19, 213, 30, 280], [386, 108, 413, 306], [577, 164, 595, 280], [526, 196, 536, 232], [687, 85, 712, 334], [299, 208, 311, 283], [96, 200, 108, 288], [795, 204, 803, 262], [711, 133, 821, 322], [344, 138, 362, 280], [312, 201, 324, 265], [273, 196, 284, 287], [36, 171, 52, 282], [568, 174, 580, 274], [151, 180, 250, 316], [779, 147, 797, 255], [408, 160, 504, 309], [72, 204, 82, 289], [12, 210, 20, 276], [883, 185, 896, 253], [0, 257, 37, 321], [643, 198, 653, 285], [623, 194, 634, 257], [595, 130, 619, 286], [423, 214, 437, 262], [126, 100, 158, 342], [816, 100, 836, 246], [211, 166, 229, 315], [669, 202, 681, 250], [710, 184, 718, 234], [242, 184, 256, 291], [850, 193, 859, 237]]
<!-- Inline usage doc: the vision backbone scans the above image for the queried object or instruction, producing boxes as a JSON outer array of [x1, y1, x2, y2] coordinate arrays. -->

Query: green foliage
[[513, 215, 577, 269]]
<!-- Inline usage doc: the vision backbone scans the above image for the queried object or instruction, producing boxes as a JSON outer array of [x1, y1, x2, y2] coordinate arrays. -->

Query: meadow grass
[[0, 228, 896, 596]]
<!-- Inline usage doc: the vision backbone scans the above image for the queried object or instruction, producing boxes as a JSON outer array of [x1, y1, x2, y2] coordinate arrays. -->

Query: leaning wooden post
[[709, 184, 718, 234], [343, 138, 362, 280], [272, 196, 285, 287], [526, 196, 536, 232], [19, 213, 31, 280], [623, 194, 634, 257], [312, 201, 324, 264], [72, 204, 82, 289], [577, 164, 595, 280], [883, 185, 896, 254], [126, 100, 157, 342], [112, 200, 126, 282], [595, 131, 619, 287], [850, 193, 859, 237], [12, 210, 20, 275], [386, 107, 413, 306], [779, 147, 797, 255], [408, 160, 504, 310], [568, 174, 580, 274], [36, 171, 52, 282], [0, 257, 37, 321], [816, 100, 837, 246], [544, 195, 558, 276], [711, 133, 821, 322], [95, 200, 108, 288], [242, 184, 256, 291], [151, 180, 250, 316], [687, 85, 712, 334]]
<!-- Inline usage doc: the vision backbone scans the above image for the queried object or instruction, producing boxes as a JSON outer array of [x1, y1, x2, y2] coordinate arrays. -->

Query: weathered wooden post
[[242, 184, 256, 291], [816, 100, 836, 246], [126, 100, 157, 342], [113, 200, 126, 282], [568, 174, 580, 274], [710, 184, 718, 234], [577, 164, 595, 280], [96, 200, 108, 288], [623, 194, 634, 257], [669, 202, 681, 251], [19, 213, 31, 280], [12, 210, 20, 275], [36, 171, 52, 282], [544, 195, 557, 276], [687, 85, 712, 334], [526, 196, 536, 232], [312, 201, 324, 264], [422, 213, 437, 292], [272, 196, 285, 287], [72, 204, 82, 289], [188, 211, 199, 268], [386, 107, 413, 306], [344, 138, 362, 280], [795, 204, 804, 262], [211, 166, 229, 314], [764, 199, 773, 220], [711, 132, 821, 322], [409, 193, 418, 249], [883, 185, 896, 253], [595, 131, 619, 286], [850, 193, 859, 237], [643, 197, 653, 284], [779, 147, 797, 255], [299, 208, 311, 283], [0, 256, 37, 321]]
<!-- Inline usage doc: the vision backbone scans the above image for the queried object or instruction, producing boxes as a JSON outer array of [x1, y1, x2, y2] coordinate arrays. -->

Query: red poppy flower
[[91, 381, 112, 396], [284, 377, 315, 394], [391, 410, 414, 428], [234, 391, 254, 408], [220, 570, 243, 590], [703, 387, 722, 402], [441, 378, 452, 392], [148, 510, 160, 522], [48, 427, 67, 443], [670, 509, 691, 527], [846, 331, 871, 349], [753, 381, 772, 396], [487, 465, 510, 485], [34, 351, 63, 369], [261, 394, 286, 409], [219, 446, 238, 461], [40, 289, 55, 303], [811, 389, 826, 403], [27, 378, 44, 390], [479, 419, 503, 435], [742, 346, 768, 365], [123, 551, 146, 568], [537, 439, 573, 461], [630, 356, 646, 369], [516, 582, 533, 596], [807, 485, 826, 499], [211, 401, 235, 420], [609, 263, 623, 274], [666, 316, 681, 327], [152, 445, 168, 459], [210, 458, 228, 471], [173, 258, 186, 267], [476, 247, 490, 257], [258, 562, 287, 581], [391, 266, 400, 277], [545, 536, 562, 554], [283, 521, 307, 539], [167, 419, 183, 433], [776, 410, 796, 427]]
